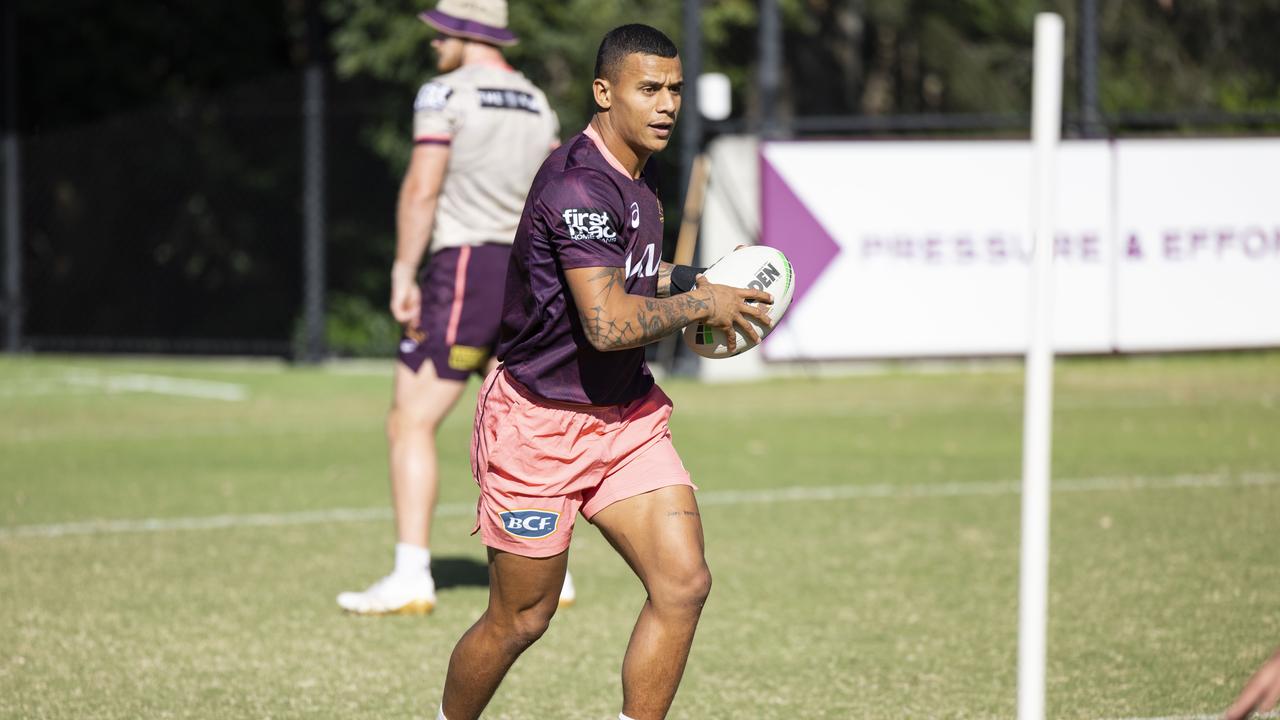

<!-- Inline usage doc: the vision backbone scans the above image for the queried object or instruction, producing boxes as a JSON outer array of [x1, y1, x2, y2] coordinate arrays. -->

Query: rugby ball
[[682, 245, 794, 359]]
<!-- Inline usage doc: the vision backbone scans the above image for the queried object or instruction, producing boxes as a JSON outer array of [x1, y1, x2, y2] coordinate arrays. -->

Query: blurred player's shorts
[[398, 243, 511, 381]]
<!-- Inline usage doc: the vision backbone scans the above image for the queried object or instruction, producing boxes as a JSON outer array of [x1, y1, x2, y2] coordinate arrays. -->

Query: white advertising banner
[[755, 137, 1280, 362], [1113, 139, 1280, 351], [760, 140, 1112, 360]]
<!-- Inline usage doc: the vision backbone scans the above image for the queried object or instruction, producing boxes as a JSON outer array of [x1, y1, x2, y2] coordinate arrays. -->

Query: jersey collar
[[583, 124, 638, 180], [467, 57, 515, 72]]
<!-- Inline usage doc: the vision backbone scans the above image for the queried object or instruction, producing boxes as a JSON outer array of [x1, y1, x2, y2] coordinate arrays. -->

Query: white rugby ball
[[682, 245, 794, 359]]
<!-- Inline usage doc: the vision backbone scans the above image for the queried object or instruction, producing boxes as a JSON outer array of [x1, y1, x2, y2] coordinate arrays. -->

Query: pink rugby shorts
[[470, 366, 695, 558]]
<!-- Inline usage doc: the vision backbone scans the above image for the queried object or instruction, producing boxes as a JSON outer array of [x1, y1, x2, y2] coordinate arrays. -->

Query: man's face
[[599, 53, 683, 155], [432, 36, 465, 72]]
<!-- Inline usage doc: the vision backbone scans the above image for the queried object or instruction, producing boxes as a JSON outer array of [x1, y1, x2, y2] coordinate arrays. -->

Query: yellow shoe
[[337, 572, 436, 616]]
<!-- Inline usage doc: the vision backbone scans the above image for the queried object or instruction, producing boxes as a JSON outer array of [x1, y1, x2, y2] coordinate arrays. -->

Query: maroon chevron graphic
[[760, 150, 842, 311]]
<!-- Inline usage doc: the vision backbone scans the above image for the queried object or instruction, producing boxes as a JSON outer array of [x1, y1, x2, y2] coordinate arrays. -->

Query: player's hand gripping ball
[[682, 245, 794, 359]]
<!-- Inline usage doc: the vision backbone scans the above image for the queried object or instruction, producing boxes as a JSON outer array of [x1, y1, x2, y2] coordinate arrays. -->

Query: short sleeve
[[540, 170, 626, 270], [413, 81, 463, 143]]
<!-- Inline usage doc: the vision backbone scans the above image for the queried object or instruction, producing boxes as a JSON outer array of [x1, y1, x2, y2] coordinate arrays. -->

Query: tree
[[17, 0, 311, 349], [325, 0, 682, 175]]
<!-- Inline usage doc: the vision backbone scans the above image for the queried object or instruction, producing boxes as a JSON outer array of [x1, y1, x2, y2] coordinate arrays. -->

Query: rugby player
[[434, 24, 772, 720], [337, 0, 574, 616]]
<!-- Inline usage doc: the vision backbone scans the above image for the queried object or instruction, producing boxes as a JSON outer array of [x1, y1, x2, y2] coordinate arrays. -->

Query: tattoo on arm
[[629, 293, 713, 347], [579, 267, 638, 348], [578, 266, 714, 351]]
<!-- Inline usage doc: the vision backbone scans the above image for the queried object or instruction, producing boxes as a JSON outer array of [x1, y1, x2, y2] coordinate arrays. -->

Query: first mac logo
[[499, 509, 560, 539], [562, 208, 616, 243]]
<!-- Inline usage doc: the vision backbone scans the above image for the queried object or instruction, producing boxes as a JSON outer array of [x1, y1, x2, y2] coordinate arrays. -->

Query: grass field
[[1, 352, 1278, 719]]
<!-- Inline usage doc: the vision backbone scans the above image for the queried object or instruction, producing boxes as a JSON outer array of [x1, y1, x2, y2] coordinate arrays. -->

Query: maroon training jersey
[[497, 125, 665, 405]]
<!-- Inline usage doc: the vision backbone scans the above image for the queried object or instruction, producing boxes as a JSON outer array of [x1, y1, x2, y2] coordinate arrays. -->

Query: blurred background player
[[337, 0, 573, 616]]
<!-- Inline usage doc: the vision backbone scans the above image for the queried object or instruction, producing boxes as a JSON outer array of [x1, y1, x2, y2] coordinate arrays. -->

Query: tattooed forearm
[[581, 304, 641, 349], [632, 292, 713, 343], [588, 289, 712, 351], [573, 266, 714, 351]]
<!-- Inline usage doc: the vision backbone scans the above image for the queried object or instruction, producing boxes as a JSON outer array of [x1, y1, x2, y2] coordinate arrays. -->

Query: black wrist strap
[[670, 265, 706, 294]]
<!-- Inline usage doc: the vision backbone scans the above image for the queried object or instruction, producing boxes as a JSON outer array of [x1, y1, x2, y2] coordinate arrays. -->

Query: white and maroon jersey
[[413, 62, 559, 250]]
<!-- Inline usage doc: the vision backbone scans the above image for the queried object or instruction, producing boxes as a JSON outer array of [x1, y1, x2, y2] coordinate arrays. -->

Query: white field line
[[59, 370, 248, 401], [0, 379, 97, 398], [695, 471, 1280, 506], [1105, 707, 1274, 712], [1, 472, 1275, 541], [677, 396, 1277, 418], [0, 369, 249, 401]]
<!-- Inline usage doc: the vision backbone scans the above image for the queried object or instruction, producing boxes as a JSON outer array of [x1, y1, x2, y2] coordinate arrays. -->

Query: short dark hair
[[594, 24, 678, 82]]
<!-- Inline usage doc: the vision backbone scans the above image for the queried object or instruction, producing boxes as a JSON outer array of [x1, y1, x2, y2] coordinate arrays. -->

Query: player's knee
[[685, 564, 714, 607], [512, 609, 554, 646], [498, 604, 556, 650], [386, 404, 440, 439], [652, 562, 712, 613]]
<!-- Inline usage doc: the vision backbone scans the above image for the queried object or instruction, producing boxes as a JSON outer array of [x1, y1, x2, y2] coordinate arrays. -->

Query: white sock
[[436, 706, 447, 720], [619, 714, 637, 720], [394, 542, 430, 577]]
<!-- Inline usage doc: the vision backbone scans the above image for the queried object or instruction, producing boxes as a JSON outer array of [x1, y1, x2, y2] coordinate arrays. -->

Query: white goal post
[[1018, 12, 1064, 720]]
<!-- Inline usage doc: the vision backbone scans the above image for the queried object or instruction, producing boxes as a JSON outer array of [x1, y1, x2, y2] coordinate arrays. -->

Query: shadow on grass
[[433, 556, 489, 590]]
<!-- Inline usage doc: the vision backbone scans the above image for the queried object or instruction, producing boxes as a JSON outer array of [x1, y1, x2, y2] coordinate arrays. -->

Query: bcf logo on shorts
[[499, 509, 560, 539]]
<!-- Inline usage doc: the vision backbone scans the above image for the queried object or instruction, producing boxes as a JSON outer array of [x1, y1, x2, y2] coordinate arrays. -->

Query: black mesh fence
[[10, 72, 398, 357]]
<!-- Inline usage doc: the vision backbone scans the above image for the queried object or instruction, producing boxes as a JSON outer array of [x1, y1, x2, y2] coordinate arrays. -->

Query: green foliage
[[291, 291, 401, 358], [1100, 0, 1280, 114], [310, 0, 1280, 127], [324, 0, 682, 172], [18, 2, 311, 344], [505, 0, 683, 133], [326, 292, 401, 358]]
